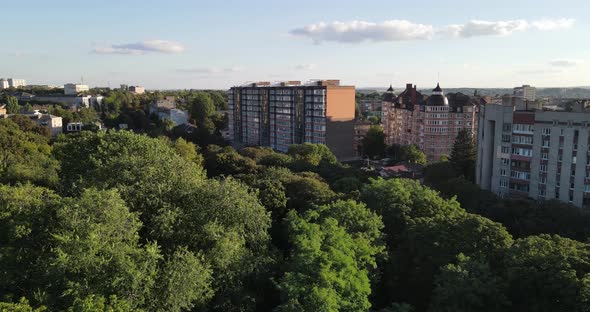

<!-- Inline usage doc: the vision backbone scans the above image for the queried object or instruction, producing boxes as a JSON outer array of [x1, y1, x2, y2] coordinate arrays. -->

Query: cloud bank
[[549, 59, 579, 67], [294, 64, 317, 70], [176, 67, 243, 74], [92, 40, 185, 54], [291, 18, 574, 43]]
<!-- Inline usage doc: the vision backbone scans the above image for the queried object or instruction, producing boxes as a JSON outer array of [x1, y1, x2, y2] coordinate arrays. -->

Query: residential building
[[148, 96, 188, 126], [513, 84, 536, 102], [0, 79, 8, 89], [382, 83, 481, 161], [33, 94, 102, 109], [64, 83, 89, 95], [353, 120, 372, 157], [476, 99, 590, 208], [129, 85, 145, 94], [66, 122, 84, 132], [7, 78, 26, 88], [24, 111, 63, 136], [0, 105, 6, 116], [158, 108, 189, 126], [228, 80, 355, 159]]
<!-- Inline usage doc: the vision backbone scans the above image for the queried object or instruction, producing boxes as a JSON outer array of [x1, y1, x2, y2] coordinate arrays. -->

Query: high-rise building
[[227, 80, 355, 159], [513, 84, 536, 102], [0, 79, 9, 89], [64, 83, 89, 95], [382, 83, 481, 161], [476, 101, 590, 208], [7, 78, 26, 88]]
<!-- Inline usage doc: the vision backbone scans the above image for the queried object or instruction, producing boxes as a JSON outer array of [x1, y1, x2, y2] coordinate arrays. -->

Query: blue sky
[[1, 0, 589, 89]]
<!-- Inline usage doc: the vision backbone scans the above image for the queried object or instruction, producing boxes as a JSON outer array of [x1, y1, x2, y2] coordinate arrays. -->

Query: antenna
[[437, 71, 440, 83], [81, 75, 84, 84]]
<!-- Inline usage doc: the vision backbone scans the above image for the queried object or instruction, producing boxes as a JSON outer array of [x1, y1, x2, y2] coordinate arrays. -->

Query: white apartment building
[[7, 78, 26, 88], [476, 102, 590, 208], [64, 83, 89, 95], [0, 79, 9, 89]]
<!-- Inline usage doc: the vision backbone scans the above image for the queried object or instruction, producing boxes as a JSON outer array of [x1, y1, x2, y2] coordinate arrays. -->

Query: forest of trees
[[2, 113, 590, 311]]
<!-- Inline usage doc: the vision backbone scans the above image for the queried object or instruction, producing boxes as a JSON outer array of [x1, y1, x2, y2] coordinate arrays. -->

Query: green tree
[[190, 92, 215, 125], [399, 144, 427, 165], [277, 210, 373, 312], [0, 119, 58, 187], [449, 128, 476, 182], [430, 254, 509, 312], [67, 295, 138, 312], [503, 235, 590, 312], [362, 125, 386, 159], [172, 137, 203, 166], [287, 143, 337, 166], [0, 297, 46, 312], [5, 95, 20, 114], [49, 189, 161, 308]]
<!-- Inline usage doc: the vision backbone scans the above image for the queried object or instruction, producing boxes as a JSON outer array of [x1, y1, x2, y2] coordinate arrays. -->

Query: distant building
[[7, 78, 26, 88], [33, 95, 103, 109], [228, 79, 356, 160], [0, 105, 6, 116], [148, 96, 188, 126], [64, 83, 89, 95], [24, 112, 63, 136], [513, 85, 536, 102], [476, 99, 590, 208], [66, 122, 83, 132], [0, 79, 9, 89], [120, 84, 129, 91], [129, 86, 145, 94], [382, 83, 481, 161]]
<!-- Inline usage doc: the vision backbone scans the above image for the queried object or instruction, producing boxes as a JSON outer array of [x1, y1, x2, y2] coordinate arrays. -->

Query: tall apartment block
[[476, 98, 590, 208], [382, 83, 481, 161], [227, 80, 355, 159]]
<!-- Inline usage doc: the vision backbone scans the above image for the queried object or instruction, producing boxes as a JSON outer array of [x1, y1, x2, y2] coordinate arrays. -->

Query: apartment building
[[476, 100, 590, 208], [382, 83, 481, 161], [7, 78, 26, 88], [129, 85, 145, 94], [64, 83, 89, 95], [227, 80, 355, 159], [513, 84, 536, 102], [0, 79, 8, 89]]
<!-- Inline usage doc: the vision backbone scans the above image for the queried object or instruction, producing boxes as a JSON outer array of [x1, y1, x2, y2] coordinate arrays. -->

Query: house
[[380, 161, 424, 179], [149, 96, 189, 126], [26, 112, 63, 136]]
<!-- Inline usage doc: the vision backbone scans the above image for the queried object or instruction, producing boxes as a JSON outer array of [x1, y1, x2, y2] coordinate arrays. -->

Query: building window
[[500, 168, 507, 176], [541, 152, 549, 160], [502, 135, 511, 143], [503, 123, 512, 131], [501, 146, 510, 154], [540, 164, 547, 172], [501, 158, 510, 166]]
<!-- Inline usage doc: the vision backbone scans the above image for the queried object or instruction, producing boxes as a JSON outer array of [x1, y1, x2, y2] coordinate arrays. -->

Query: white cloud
[[549, 59, 580, 67], [290, 20, 434, 43], [532, 18, 575, 31], [517, 68, 563, 75], [294, 64, 317, 70], [442, 19, 528, 38], [292, 18, 574, 43], [92, 40, 185, 55]]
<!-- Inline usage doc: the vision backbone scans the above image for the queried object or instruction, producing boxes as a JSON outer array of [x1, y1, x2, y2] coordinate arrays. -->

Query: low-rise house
[[379, 161, 424, 179], [149, 96, 189, 126], [24, 111, 63, 136]]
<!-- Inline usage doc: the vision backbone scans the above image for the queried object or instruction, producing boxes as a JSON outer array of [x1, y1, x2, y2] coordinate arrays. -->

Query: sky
[[1, 0, 589, 90]]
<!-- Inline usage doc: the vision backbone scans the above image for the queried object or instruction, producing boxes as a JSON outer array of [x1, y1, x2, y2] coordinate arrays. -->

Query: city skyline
[[1, 0, 589, 89]]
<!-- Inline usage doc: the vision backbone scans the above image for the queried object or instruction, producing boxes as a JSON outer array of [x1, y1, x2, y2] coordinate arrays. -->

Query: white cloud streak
[[291, 18, 574, 43], [549, 59, 580, 67], [294, 64, 317, 70], [92, 40, 185, 55], [176, 67, 243, 74]]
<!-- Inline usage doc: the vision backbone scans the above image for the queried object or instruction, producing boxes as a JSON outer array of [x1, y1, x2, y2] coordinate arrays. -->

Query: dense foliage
[[1, 123, 590, 311]]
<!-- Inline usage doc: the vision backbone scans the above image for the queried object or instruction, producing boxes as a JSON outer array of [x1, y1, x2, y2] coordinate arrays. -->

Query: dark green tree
[[362, 125, 386, 159], [5, 95, 20, 114], [449, 128, 476, 182]]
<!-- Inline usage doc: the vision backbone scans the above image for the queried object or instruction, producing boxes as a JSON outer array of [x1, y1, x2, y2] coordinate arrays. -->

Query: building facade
[[353, 121, 372, 157], [129, 86, 145, 94], [476, 102, 590, 208], [513, 84, 536, 102], [382, 83, 480, 161], [228, 80, 355, 159], [0, 79, 8, 89], [64, 83, 89, 95], [7, 78, 26, 88]]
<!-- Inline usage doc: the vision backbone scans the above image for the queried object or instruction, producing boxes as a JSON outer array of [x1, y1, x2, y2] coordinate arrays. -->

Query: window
[[541, 152, 549, 160], [502, 134, 511, 143], [501, 158, 510, 166], [500, 168, 507, 176], [542, 128, 551, 135], [542, 139, 550, 148], [556, 189, 560, 199], [499, 179, 508, 188], [501, 146, 510, 154], [573, 156, 577, 164], [571, 183, 575, 189], [540, 176, 547, 184], [585, 185, 590, 193], [572, 169, 576, 176], [540, 164, 547, 172], [538, 188, 546, 196], [503, 123, 512, 131]]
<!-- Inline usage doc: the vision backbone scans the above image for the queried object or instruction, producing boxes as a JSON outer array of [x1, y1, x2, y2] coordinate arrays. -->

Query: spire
[[433, 83, 442, 92], [387, 84, 394, 92]]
